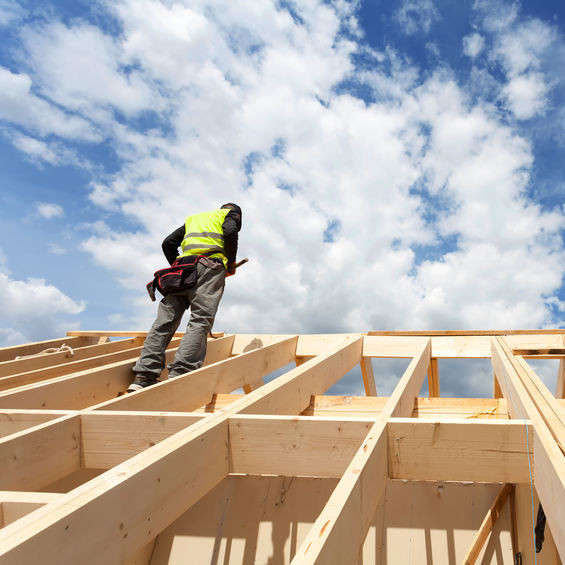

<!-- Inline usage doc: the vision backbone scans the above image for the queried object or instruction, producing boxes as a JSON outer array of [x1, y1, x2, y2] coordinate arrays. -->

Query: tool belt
[[146, 256, 200, 301]]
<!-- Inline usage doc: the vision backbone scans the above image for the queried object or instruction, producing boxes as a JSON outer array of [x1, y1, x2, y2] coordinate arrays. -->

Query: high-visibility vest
[[178, 209, 231, 268]]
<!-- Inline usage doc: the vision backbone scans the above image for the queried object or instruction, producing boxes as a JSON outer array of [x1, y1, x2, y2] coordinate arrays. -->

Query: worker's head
[[221, 203, 242, 230]]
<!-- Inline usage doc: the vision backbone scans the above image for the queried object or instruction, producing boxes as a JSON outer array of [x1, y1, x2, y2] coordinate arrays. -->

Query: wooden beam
[[368, 330, 565, 336], [228, 416, 531, 481], [90, 336, 298, 412], [295, 355, 309, 366], [360, 358, 377, 396], [66, 331, 168, 337], [294, 334, 362, 358], [462, 483, 512, 564], [491, 338, 565, 561], [362, 336, 427, 358], [80, 412, 203, 468], [231, 334, 300, 355], [412, 397, 508, 419], [388, 419, 532, 483], [0, 416, 230, 563], [363, 335, 492, 358], [0, 339, 154, 392], [494, 373, 503, 399], [0, 336, 98, 363], [557, 335, 565, 399], [0, 355, 157, 410], [502, 340, 565, 454], [229, 415, 372, 477], [194, 394, 509, 419], [389, 341, 431, 418], [427, 358, 439, 397], [0, 415, 80, 491], [239, 337, 363, 416], [0, 492, 61, 527], [0, 410, 69, 439], [293, 340, 431, 564], [242, 376, 264, 393], [0, 336, 232, 410], [0, 337, 143, 379], [0, 338, 360, 563]]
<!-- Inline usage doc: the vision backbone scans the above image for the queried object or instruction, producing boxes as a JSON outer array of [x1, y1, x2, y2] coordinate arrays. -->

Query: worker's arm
[[161, 225, 184, 265], [223, 210, 240, 272]]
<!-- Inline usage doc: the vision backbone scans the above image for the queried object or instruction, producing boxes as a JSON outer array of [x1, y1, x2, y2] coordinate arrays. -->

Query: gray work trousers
[[133, 259, 226, 380]]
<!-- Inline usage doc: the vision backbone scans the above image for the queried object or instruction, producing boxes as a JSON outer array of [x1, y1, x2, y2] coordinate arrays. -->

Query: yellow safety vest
[[178, 209, 230, 268]]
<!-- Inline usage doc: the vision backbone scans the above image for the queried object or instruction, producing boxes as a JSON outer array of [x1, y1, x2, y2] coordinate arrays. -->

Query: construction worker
[[127, 203, 242, 392]]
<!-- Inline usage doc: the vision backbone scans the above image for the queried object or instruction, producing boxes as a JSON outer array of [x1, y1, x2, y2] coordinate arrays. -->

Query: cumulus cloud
[[0, 254, 85, 346], [394, 0, 439, 35], [10, 132, 82, 167], [502, 72, 549, 119], [21, 21, 158, 118], [35, 202, 64, 219], [48, 243, 67, 255], [2, 0, 565, 366], [0, 0, 24, 26], [56, 0, 564, 340], [473, 3, 557, 120], [0, 67, 98, 140], [463, 33, 484, 58]]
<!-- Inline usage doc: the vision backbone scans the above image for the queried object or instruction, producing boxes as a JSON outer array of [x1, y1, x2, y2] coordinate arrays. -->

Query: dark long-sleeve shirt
[[161, 209, 241, 266]]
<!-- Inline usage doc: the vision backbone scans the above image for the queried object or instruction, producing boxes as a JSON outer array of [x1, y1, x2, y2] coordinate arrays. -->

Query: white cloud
[[394, 0, 439, 35], [66, 1, 565, 339], [35, 202, 64, 219], [2, 0, 564, 357], [463, 33, 484, 58], [0, 67, 98, 140], [495, 18, 555, 75], [48, 243, 67, 255], [502, 72, 549, 119], [10, 132, 81, 166], [0, 257, 85, 346], [0, 0, 24, 26], [473, 4, 557, 121], [21, 21, 158, 118]]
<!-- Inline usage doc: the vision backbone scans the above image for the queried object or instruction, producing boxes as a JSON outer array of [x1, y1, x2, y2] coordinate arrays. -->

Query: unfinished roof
[[0, 330, 564, 563]]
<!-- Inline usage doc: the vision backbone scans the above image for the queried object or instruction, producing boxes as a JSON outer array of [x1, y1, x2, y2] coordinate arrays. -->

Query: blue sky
[[1, 0, 565, 396]]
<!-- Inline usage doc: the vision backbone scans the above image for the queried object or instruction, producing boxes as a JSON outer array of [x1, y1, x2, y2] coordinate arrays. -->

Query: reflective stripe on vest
[[178, 208, 231, 268]]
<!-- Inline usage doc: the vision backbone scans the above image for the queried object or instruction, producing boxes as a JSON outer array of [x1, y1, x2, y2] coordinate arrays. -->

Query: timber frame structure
[[0, 330, 564, 563]]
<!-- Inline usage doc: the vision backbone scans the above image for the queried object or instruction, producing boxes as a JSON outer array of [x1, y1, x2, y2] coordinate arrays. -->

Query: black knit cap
[[220, 202, 242, 215]]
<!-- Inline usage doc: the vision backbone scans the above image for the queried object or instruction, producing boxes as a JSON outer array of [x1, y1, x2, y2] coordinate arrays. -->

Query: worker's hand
[[226, 263, 237, 277]]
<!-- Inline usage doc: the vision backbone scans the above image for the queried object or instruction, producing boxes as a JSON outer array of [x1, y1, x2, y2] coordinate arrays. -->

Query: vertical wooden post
[[494, 374, 503, 399], [428, 358, 440, 397], [360, 358, 377, 396], [556, 336, 565, 398]]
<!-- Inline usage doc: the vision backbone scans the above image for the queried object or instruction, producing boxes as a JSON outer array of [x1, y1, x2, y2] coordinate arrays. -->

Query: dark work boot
[[126, 374, 157, 393]]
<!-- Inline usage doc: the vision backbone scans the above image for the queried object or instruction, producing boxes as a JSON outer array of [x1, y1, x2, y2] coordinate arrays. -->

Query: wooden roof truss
[[0, 330, 564, 563]]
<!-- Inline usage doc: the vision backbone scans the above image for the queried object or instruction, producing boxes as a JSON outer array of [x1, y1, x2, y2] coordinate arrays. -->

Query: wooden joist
[[491, 337, 565, 561], [0, 337, 143, 379], [1, 330, 565, 564], [0, 336, 99, 363]]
